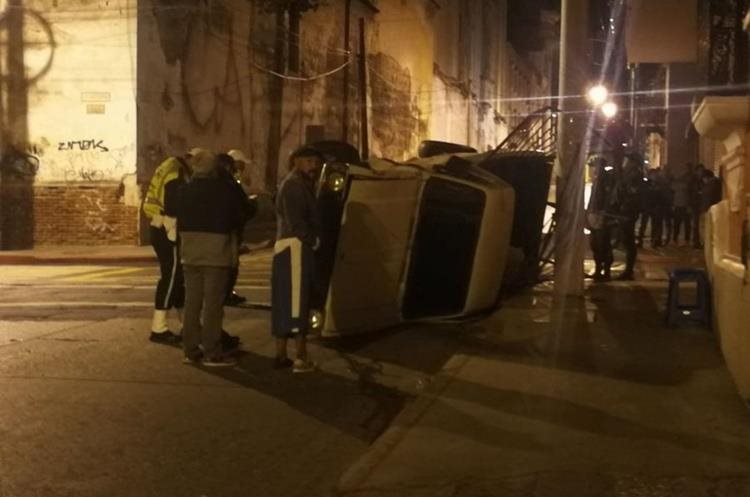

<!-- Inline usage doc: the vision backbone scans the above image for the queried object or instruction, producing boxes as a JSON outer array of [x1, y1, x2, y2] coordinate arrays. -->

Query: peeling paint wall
[[22, 0, 138, 184], [430, 0, 553, 152], [1, 0, 558, 247], [0, 0, 139, 247], [137, 0, 253, 187]]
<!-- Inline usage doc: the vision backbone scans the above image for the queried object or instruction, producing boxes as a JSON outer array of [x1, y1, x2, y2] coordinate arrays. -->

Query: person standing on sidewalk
[[271, 146, 322, 373], [637, 168, 659, 248], [143, 148, 196, 344], [615, 154, 644, 280], [586, 158, 617, 281], [176, 150, 245, 366], [688, 163, 706, 248], [670, 166, 692, 245], [698, 167, 722, 249]]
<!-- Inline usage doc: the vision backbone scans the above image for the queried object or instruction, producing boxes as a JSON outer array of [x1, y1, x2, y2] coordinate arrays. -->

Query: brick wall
[[33, 183, 139, 245]]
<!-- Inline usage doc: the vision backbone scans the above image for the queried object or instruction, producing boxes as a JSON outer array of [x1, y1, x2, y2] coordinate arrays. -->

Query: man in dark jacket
[[216, 152, 255, 308], [271, 146, 322, 373], [587, 159, 617, 280], [688, 164, 706, 248], [616, 154, 645, 280], [176, 150, 245, 367]]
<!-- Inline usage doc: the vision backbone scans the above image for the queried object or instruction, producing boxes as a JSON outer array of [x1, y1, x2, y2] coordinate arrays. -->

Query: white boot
[[151, 309, 169, 333]]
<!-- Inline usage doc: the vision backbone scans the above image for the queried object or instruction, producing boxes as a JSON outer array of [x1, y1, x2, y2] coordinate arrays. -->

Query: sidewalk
[[336, 277, 750, 496]]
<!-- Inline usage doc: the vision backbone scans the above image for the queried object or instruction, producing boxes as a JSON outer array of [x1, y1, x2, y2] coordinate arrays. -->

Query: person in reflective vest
[[143, 149, 196, 344]]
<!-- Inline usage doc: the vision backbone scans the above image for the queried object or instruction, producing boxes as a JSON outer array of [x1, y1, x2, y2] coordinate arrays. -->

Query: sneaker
[[182, 351, 203, 365], [292, 359, 317, 374], [149, 330, 182, 344], [221, 330, 241, 351], [202, 355, 238, 368], [224, 292, 247, 307], [273, 357, 294, 369]]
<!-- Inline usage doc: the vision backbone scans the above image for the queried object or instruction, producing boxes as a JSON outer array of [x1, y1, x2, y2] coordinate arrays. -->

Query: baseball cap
[[227, 149, 249, 164], [187, 147, 207, 157]]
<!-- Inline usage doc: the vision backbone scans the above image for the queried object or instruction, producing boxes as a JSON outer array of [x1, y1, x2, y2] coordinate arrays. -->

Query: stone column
[[692, 95, 750, 404], [693, 96, 750, 265]]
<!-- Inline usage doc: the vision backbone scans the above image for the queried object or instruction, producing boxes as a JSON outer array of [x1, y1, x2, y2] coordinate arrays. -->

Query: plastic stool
[[666, 268, 711, 328]]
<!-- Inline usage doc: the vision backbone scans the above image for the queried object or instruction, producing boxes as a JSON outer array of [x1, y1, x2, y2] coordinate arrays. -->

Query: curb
[[0, 255, 157, 265], [335, 353, 472, 494], [0, 243, 275, 266]]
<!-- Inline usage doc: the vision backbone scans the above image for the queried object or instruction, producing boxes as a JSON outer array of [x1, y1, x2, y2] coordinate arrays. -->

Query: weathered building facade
[[0, 0, 556, 248]]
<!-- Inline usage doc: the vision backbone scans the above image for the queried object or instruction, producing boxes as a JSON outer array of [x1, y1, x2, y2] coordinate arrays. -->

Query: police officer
[[143, 148, 196, 343], [587, 158, 617, 281], [616, 154, 644, 280]]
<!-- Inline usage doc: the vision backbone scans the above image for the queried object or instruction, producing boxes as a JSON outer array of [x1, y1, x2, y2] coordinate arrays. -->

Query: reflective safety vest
[[143, 157, 187, 220]]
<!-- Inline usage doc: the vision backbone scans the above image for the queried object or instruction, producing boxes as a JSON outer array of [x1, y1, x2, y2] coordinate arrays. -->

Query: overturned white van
[[310, 151, 515, 337]]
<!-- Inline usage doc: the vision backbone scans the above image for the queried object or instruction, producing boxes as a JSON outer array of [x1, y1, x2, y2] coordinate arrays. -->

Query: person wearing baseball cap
[[217, 151, 255, 308]]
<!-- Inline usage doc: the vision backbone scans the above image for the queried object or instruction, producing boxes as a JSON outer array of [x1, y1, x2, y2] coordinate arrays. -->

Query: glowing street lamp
[[587, 85, 609, 107], [601, 101, 618, 119]]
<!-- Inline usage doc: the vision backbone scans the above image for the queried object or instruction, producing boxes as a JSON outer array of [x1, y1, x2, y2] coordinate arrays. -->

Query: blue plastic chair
[[666, 268, 711, 328]]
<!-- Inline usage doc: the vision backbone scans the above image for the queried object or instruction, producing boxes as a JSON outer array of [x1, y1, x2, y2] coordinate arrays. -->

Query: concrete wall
[[429, 0, 552, 152], [706, 202, 750, 403], [0, 0, 558, 247], [693, 96, 750, 405], [1, 0, 139, 247], [137, 0, 253, 184]]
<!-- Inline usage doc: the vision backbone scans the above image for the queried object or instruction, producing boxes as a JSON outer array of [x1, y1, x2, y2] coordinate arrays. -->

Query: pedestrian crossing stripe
[[62, 267, 144, 282]]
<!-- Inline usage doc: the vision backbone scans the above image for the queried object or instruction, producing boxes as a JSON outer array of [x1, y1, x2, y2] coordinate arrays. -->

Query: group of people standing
[[636, 163, 721, 250], [587, 156, 721, 282], [141, 145, 324, 372]]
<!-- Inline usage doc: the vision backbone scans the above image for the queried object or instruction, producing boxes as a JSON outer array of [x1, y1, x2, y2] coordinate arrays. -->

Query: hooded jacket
[[175, 154, 245, 267]]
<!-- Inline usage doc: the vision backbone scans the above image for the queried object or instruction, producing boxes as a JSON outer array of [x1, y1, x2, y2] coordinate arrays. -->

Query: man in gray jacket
[[175, 150, 245, 367], [271, 146, 322, 373]]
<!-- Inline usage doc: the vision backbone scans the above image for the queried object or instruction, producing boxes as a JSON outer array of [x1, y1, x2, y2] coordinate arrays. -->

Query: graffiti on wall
[[152, 0, 247, 133], [75, 192, 115, 234], [58, 144, 132, 183], [58, 139, 109, 152]]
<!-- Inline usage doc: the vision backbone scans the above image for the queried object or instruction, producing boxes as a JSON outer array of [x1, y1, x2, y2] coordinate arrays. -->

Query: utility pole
[[342, 0, 351, 141], [629, 63, 638, 147], [554, 0, 590, 298], [358, 18, 369, 160], [264, 4, 286, 191]]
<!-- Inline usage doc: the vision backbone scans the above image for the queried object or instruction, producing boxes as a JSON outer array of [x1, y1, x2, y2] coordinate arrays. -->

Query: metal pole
[[342, 0, 351, 141], [664, 63, 670, 165], [629, 63, 637, 145], [358, 18, 369, 160], [554, 0, 590, 297]]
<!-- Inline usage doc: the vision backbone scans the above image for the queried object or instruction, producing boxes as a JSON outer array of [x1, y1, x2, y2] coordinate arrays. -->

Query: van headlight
[[326, 172, 345, 192], [310, 309, 324, 330]]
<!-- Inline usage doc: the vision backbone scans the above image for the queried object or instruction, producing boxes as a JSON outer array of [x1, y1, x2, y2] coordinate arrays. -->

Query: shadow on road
[[189, 348, 411, 444], [457, 282, 721, 387]]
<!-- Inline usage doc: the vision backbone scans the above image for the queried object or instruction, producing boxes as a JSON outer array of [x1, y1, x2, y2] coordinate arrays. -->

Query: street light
[[601, 101, 618, 119], [587, 85, 609, 106]]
